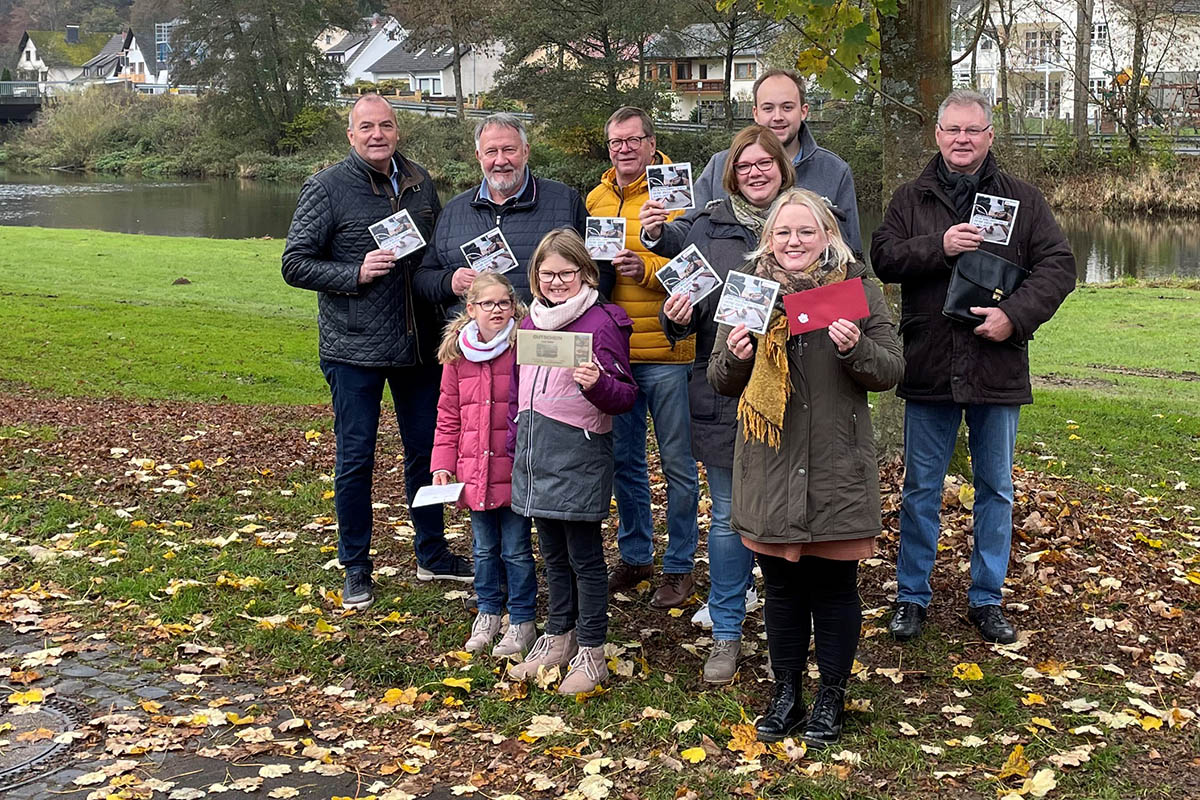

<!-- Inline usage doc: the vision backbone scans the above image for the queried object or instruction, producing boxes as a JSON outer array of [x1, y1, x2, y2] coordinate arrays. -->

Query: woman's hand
[[663, 292, 693, 325], [639, 200, 668, 240], [573, 361, 600, 391], [828, 318, 860, 353], [432, 470, 453, 486], [727, 323, 754, 361]]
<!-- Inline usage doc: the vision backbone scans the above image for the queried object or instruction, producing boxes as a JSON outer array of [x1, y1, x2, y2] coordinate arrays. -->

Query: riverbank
[[1, 225, 1197, 800]]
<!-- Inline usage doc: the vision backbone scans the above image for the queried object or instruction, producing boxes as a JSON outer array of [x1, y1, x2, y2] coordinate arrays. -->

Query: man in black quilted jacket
[[420, 113, 612, 306], [282, 95, 477, 611]]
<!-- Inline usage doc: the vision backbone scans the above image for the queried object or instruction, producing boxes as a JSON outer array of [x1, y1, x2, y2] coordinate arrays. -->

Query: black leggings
[[757, 554, 862, 682]]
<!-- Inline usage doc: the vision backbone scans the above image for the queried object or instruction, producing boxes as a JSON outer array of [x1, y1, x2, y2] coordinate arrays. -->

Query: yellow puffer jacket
[[586, 154, 695, 364]]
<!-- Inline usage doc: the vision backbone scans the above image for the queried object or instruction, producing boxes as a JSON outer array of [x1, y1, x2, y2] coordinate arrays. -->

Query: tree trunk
[[877, 0, 952, 455], [452, 39, 465, 121], [723, 7, 737, 129], [998, 37, 1012, 143], [1125, 17, 1146, 153], [1072, 0, 1093, 155]]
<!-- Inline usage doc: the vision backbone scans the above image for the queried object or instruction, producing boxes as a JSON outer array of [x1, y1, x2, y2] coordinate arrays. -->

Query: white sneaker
[[492, 621, 537, 658], [691, 588, 760, 629], [464, 612, 502, 653]]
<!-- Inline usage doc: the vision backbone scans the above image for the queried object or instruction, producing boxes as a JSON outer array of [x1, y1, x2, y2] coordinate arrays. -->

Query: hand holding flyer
[[461, 227, 519, 273], [585, 217, 626, 260], [412, 482, 465, 507], [655, 244, 723, 305], [782, 277, 870, 335], [970, 193, 1020, 246], [646, 162, 695, 211], [713, 271, 781, 336], [516, 330, 594, 368], [369, 209, 426, 260]]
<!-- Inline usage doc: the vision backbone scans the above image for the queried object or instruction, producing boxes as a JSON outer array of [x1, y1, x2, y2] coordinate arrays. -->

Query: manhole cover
[[0, 696, 90, 792]]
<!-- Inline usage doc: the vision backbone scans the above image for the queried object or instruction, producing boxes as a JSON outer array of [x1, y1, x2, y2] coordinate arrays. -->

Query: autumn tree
[[684, 0, 777, 127], [391, 0, 498, 121], [170, 0, 359, 149]]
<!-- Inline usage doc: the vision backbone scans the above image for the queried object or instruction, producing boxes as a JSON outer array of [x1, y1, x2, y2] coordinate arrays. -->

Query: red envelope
[[783, 277, 870, 335]]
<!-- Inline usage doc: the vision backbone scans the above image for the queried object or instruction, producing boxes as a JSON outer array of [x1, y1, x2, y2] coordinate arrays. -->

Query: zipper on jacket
[[521, 364, 538, 517]]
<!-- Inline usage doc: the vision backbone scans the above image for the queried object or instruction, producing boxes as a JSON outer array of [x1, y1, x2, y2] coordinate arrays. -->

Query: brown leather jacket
[[870, 153, 1076, 405]]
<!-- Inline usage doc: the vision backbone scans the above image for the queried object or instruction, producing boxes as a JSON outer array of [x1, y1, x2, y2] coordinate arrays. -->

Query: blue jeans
[[896, 401, 1021, 608], [705, 465, 754, 641], [320, 360, 454, 573], [613, 363, 699, 574], [471, 508, 536, 623]]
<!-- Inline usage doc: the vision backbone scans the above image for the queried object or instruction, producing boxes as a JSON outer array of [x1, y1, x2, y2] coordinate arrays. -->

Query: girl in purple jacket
[[432, 273, 538, 658], [507, 229, 637, 695]]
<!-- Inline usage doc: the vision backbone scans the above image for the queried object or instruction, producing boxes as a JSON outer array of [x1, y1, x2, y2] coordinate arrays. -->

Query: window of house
[[1091, 23, 1108, 46], [676, 62, 691, 80], [418, 76, 442, 95], [26, 50, 32, 61], [1024, 29, 1060, 64], [698, 63, 707, 80], [325, 34, 332, 44], [980, 36, 992, 50], [734, 62, 756, 80]]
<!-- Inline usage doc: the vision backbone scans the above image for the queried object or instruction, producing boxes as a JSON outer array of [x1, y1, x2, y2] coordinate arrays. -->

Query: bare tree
[[1072, 0, 1093, 152]]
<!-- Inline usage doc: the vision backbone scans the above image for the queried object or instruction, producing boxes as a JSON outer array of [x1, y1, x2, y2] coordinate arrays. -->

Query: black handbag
[[942, 249, 1029, 325]]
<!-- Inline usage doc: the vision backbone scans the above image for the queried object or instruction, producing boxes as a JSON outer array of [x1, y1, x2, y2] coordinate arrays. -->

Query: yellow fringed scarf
[[736, 253, 848, 449]]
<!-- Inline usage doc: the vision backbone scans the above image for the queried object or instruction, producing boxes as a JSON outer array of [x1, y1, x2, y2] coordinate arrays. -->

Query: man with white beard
[[421, 113, 610, 306]]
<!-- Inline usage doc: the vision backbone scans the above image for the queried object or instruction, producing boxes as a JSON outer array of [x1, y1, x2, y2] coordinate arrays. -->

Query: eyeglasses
[[733, 157, 777, 175], [770, 227, 821, 243], [606, 135, 650, 151], [472, 299, 513, 312], [537, 267, 581, 284], [937, 124, 993, 138]]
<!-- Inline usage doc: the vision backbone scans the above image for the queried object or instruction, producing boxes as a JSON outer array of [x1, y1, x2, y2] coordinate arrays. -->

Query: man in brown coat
[[871, 89, 1076, 644]]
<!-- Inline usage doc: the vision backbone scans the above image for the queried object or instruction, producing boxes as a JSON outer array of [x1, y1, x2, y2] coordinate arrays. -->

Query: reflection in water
[[858, 207, 1200, 283], [2, 170, 1198, 282]]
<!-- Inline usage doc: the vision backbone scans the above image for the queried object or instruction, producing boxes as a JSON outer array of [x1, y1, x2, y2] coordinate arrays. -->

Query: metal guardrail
[[1006, 132, 1200, 154]]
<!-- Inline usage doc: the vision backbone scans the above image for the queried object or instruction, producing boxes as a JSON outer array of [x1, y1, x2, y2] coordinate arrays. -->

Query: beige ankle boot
[[557, 645, 609, 694], [508, 630, 578, 680]]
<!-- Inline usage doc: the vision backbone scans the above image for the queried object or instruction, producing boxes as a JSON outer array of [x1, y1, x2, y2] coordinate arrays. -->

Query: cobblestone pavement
[[0, 632, 455, 799]]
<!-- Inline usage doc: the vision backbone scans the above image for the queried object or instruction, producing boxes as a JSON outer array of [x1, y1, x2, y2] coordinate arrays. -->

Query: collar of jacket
[[599, 150, 670, 197], [703, 196, 760, 240], [347, 149, 422, 197], [915, 151, 998, 197], [470, 169, 539, 210], [794, 123, 820, 167]]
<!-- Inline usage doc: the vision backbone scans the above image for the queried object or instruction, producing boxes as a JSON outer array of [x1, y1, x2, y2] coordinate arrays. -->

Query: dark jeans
[[472, 508, 536, 623], [758, 554, 862, 682], [320, 359, 451, 573], [535, 517, 608, 648]]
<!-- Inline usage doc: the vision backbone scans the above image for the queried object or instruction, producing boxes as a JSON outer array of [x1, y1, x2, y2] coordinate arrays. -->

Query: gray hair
[[474, 113, 528, 150], [937, 89, 992, 126], [348, 93, 397, 129]]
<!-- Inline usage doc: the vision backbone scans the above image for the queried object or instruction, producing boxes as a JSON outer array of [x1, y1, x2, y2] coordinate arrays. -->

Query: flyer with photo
[[585, 216, 626, 260], [654, 244, 723, 305], [369, 209, 426, 259], [970, 193, 1020, 246], [713, 271, 781, 336], [646, 162, 694, 210], [460, 227, 519, 274], [516, 330, 594, 368]]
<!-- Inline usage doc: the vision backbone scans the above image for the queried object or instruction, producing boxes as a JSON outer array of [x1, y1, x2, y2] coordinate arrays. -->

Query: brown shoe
[[608, 560, 653, 594], [651, 571, 695, 609]]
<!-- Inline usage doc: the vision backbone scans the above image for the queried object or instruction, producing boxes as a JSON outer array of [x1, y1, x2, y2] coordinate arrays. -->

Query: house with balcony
[[956, 0, 1200, 128], [645, 22, 777, 122], [15, 25, 115, 83], [79, 30, 154, 84], [365, 36, 503, 100]]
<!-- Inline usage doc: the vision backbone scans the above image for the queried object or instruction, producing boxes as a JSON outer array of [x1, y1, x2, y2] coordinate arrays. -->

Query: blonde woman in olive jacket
[[708, 188, 903, 748]]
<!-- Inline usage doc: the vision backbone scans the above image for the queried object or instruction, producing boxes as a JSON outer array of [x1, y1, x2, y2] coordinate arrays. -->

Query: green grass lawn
[[3, 226, 1197, 497]]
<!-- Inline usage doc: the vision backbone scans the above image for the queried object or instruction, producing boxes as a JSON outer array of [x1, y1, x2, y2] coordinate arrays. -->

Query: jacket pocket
[[345, 296, 361, 334], [897, 313, 938, 392], [688, 366, 720, 423]]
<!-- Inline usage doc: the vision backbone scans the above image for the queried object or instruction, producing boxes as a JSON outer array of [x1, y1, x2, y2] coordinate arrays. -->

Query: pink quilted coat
[[431, 348, 516, 511]]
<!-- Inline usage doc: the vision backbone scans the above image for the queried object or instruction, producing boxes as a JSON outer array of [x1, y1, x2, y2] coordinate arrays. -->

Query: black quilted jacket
[[282, 149, 451, 368], [420, 171, 613, 306]]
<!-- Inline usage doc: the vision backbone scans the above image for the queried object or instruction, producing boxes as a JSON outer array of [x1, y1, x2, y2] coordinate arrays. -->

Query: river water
[[2, 169, 1197, 284]]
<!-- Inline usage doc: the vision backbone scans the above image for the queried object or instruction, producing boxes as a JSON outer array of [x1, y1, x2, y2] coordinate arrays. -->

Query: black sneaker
[[343, 569, 374, 611], [968, 604, 1017, 644], [888, 601, 927, 642], [416, 554, 474, 583]]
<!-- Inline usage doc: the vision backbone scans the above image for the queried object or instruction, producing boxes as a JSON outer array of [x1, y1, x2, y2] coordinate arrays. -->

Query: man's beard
[[486, 168, 522, 196]]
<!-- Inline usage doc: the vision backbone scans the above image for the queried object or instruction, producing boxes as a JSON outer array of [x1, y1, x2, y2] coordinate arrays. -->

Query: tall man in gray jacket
[[282, 95, 477, 611]]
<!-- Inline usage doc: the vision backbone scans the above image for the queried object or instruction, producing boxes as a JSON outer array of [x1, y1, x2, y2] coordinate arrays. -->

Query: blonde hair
[[527, 228, 601, 303], [436, 272, 526, 364], [746, 188, 855, 269]]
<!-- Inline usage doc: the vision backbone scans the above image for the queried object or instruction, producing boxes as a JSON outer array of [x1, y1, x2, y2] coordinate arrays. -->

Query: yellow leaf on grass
[[304, 429, 322, 441], [382, 687, 418, 706], [7, 688, 44, 706], [130, 520, 148, 529], [313, 618, 339, 634], [1141, 715, 1163, 731], [322, 490, 336, 500], [997, 744, 1031, 780], [1021, 768, 1058, 798], [727, 723, 767, 760], [952, 662, 983, 681], [1021, 693, 1046, 706], [442, 677, 472, 691], [667, 608, 684, 618], [1031, 717, 1058, 731], [958, 484, 975, 510], [680, 747, 706, 763]]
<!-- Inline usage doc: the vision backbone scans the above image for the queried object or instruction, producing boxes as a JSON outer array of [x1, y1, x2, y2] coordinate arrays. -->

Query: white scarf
[[459, 319, 514, 363], [528, 286, 598, 331]]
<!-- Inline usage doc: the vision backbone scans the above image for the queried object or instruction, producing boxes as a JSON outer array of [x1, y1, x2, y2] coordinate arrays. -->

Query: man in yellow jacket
[[586, 106, 699, 609]]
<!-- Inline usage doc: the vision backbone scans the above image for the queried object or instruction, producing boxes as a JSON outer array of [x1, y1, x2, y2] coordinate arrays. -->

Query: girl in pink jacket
[[432, 273, 537, 658]]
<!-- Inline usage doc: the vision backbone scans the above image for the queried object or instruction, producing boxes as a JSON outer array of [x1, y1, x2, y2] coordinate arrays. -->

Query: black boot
[[755, 668, 807, 742], [801, 678, 847, 749]]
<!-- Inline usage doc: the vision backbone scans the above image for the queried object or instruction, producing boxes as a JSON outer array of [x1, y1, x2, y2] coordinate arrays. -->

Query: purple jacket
[[508, 301, 637, 521]]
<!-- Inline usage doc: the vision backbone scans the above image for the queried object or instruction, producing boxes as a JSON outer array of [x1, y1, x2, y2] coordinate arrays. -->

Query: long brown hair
[[436, 272, 526, 364]]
